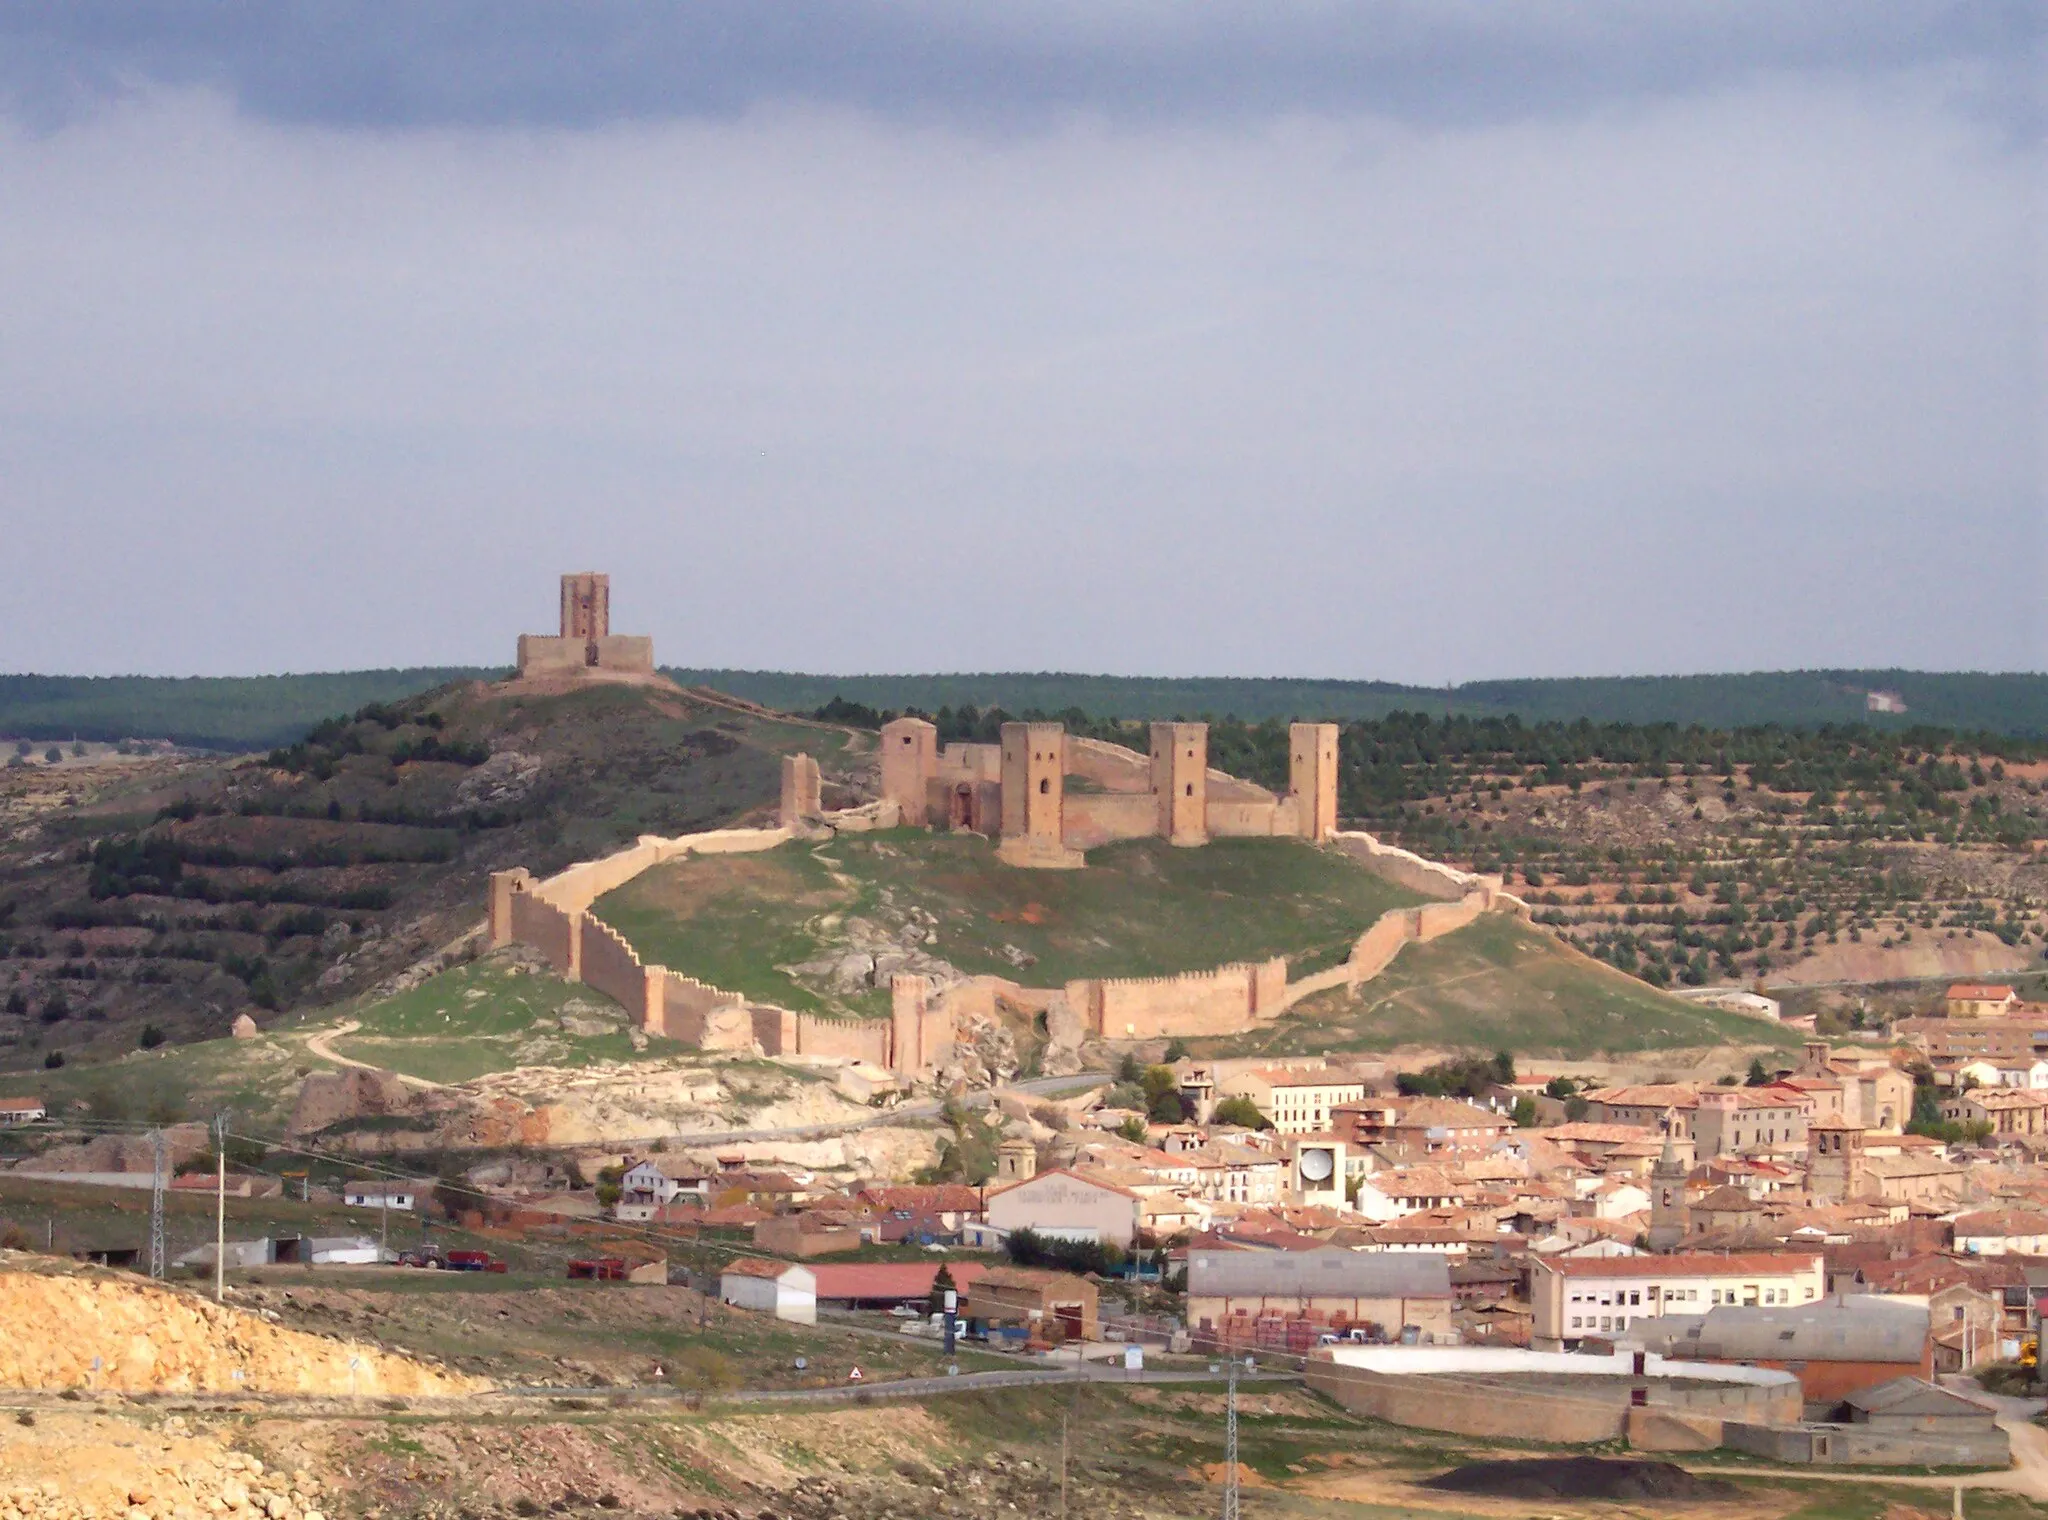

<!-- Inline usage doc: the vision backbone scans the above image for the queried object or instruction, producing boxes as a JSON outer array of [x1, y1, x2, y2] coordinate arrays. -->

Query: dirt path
[[301, 1021, 446, 1091]]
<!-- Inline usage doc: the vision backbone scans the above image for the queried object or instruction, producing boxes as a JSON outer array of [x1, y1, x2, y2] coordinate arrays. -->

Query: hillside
[[1207, 914, 1798, 1061], [591, 833, 1428, 1018], [0, 676, 864, 1065], [677, 667, 2048, 733], [7, 666, 2047, 748]]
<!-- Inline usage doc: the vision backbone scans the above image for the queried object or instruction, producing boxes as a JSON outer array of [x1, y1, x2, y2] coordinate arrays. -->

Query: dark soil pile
[[1423, 1457, 1738, 1502]]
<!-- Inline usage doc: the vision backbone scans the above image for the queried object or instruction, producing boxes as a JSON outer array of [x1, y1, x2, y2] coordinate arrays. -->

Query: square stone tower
[[560, 573, 610, 645], [1150, 722, 1209, 846], [879, 716, 939, 826], [997, 721, 1082, 867], [1288, 722, 1340, 841]]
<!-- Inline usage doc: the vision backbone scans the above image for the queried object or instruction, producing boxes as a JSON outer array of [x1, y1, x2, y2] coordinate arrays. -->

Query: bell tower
[[1646, 1134, 1689, 1252]]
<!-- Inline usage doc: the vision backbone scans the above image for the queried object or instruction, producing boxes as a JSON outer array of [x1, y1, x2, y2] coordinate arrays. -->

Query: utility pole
[[148, 1129, 166, 1279], [1222, 1354, 1241, 1520], [214, 1113, 227, 1303], [1059, 1410, 1068, 1520]]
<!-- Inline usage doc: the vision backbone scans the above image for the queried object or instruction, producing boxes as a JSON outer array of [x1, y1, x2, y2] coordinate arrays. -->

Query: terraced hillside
[[0, 679, 863, 1065]]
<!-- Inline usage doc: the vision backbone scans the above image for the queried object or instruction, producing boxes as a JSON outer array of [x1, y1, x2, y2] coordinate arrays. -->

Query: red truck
[[567, 1257, 629, 1281], [444, 1249, 508, 1273]]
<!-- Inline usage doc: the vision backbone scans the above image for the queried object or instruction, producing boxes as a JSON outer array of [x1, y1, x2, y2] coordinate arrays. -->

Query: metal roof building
[[1188, 1247, 1451, 1300]]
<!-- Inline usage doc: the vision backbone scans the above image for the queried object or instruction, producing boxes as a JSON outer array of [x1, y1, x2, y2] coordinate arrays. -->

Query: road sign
[[848, 1366, 864, 1382]]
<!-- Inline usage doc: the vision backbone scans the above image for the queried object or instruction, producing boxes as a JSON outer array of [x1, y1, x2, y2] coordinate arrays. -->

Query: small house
[[719, 1258, 817, 1324]]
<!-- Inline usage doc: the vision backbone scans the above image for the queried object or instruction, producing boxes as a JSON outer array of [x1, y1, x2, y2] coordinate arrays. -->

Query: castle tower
[[1150, 722, 1209, 846], [516, 572, 652, 679], [879, 716, 939, 827], [997, 722, 1082, 867], [779, 753, 822, 830], [1287, 722, 1340, 841], [1646, 1134, 1689, 1251], [559, 572, 610, 653]]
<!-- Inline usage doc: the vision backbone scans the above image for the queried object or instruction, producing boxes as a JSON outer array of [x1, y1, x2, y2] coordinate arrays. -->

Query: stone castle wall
[[579, 913, 655, 1028]]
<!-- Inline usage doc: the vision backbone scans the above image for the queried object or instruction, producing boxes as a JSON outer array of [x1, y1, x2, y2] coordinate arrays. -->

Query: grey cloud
[[1, 2, 2040, 134]]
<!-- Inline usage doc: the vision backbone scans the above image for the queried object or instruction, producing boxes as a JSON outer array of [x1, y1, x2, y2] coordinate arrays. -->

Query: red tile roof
[[1949, 984, 2018, 1000], [806, 1262, 989, 1300]]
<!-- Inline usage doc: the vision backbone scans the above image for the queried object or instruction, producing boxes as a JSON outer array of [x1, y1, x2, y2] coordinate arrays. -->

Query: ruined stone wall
[[1061, 793, 1157, 850], [514, 634, 653, 677], [660, 975, 753, 1050], [938, 743, 1001, 783], [780, 753, 822, 828]]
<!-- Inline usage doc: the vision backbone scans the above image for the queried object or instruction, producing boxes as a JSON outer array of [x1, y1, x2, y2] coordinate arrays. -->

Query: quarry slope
[[0, 1253, 486, 1396]]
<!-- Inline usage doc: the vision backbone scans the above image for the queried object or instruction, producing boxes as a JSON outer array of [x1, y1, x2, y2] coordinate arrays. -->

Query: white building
[[0, 1097, 47, 1126], [343, 1180, 421, 1211], [720, 1258, 817, 1324], [1531, 1251, 1825, 1351]]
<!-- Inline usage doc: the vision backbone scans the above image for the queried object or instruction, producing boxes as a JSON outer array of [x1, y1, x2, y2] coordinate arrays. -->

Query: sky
[[1, 4, 2042, 684]]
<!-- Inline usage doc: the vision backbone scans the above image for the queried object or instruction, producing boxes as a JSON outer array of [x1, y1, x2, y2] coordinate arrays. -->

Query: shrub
[[138, 1024, 165, 1050], [42, 1050, 63, 1069]]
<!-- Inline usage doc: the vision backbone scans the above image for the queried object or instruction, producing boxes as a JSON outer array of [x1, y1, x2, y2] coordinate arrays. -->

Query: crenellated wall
[[1067, 957, 1289, 1039], [580, 913, 655, 1027], [508, 890, 579, 978]]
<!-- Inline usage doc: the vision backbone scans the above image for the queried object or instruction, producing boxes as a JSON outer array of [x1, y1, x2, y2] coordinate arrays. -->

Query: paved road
[[486, 1365, 1297, 1406]]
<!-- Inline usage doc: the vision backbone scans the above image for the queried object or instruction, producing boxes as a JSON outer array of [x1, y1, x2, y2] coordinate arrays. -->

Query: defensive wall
[[1306, 1348, 1799, 1446], [484, 707, 1530, 1061]]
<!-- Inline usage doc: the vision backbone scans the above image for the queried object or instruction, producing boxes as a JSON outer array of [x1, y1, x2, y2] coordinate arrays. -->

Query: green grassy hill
[[592, 832, 1428, 1016], [1210, 913, 1800, 1060]]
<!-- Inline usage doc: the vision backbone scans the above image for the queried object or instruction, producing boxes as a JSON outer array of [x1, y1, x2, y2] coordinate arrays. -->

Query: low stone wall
[[1309, 1359, 1797, 1447], [1723, 1420, 2010, 1468], [1306, 1362, 1627, 1444]]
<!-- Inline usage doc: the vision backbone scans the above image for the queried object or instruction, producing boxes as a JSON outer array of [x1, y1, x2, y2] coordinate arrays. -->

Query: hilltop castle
[[872, 716, 1339, 868], [515, 572, 654, 680]]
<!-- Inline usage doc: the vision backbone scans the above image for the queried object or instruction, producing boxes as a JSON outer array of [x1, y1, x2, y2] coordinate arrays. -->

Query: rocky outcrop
[[286, 1067, 417, 1136]]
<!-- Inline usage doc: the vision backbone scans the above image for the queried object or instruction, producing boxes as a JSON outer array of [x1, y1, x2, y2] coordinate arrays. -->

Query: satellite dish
[[1298, 1149, 1335, 1182]]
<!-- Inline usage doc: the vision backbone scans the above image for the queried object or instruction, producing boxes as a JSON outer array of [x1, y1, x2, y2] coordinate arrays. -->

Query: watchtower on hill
[[516, 572, 655, 680]]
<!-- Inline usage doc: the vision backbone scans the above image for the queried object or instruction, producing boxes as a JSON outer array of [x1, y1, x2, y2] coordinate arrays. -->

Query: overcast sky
[[1, 4, 2041, 683]]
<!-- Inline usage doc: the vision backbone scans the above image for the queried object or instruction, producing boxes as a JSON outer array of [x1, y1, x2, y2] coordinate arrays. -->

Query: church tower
[[1646, 1134, 1689, 1252]]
